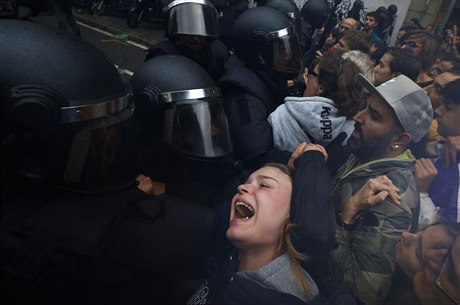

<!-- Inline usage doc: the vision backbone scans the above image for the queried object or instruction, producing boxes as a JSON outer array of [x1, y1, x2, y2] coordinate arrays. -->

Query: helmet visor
[[163, 98, 233, 158], [271, 32, 304, 73], [167, 2, 220, 37]]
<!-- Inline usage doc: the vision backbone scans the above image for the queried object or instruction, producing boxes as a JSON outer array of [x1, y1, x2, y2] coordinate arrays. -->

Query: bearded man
[[329, 74, 433, 305]]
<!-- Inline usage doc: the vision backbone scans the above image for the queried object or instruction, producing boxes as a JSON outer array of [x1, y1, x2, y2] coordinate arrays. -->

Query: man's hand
[[288, 142, 328, 170], [440, 136, 460, 168], [343, 175, 401, 223], [136, 174, 166, 196], [415, 158, 438, 193]]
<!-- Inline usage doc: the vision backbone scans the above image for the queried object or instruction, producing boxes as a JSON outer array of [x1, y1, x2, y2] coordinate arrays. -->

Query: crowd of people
[[1, 0, 460, 305]]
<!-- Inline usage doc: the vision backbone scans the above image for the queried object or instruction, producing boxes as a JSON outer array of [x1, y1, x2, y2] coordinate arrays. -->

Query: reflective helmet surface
[[263, 0, 301, 34], [301, 0, 329, 29], [1, 19, 136, 193], [164, 0, 220, 38], [232, 6, 303, 73], [130, 55, 233, 159]]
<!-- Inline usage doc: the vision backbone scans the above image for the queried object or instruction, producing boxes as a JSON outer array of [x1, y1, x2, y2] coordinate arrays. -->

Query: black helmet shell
[[263, 0, 299, 17], [263, 0, 301, 35], [131, 55, 233, 160], [0, 20, 128, 106], [130, 55, 215, 98], [232, 6, 303, 73], [1, 20, 136, 194], [165, 0, 220, 38], [301, 0, 329, 29]]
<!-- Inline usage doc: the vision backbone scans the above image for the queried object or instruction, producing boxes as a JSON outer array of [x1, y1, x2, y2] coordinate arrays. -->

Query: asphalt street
[[26, 7, 166, 83], [78, 21, 148, 83]]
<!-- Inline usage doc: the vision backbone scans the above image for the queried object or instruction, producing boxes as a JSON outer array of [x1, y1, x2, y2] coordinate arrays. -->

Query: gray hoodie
[[238, 253, 319, 303], [268, 96, 355, 152]]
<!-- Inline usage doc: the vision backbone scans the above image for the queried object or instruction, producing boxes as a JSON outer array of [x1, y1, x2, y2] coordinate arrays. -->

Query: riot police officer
[[300, 0, 330, 66], [145, 0, 229, 81], [131, 54, 239, 205], [0, 20, 222, 305], [218, 6, 304, 171], [107, 54, 247, 303], [263, 0, 301, 37]]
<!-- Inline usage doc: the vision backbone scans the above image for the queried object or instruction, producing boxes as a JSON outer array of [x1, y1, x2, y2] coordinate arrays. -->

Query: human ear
[[317, 85, 325, 96], [392, 133, 412, 149]]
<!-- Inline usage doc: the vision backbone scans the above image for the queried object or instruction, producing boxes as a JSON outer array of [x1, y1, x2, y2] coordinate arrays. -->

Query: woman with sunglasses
[[268, 49, 374, 157], [386, 221, 460, 305]]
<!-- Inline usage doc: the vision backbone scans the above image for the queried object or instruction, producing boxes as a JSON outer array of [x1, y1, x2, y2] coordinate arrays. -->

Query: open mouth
[[235, 202, 255, 219]]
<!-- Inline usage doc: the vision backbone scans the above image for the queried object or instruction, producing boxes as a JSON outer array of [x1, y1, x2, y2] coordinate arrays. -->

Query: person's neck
[[356, 148, 406, 164], [416, 71, 433, 83], [238, 247, 282, 271]]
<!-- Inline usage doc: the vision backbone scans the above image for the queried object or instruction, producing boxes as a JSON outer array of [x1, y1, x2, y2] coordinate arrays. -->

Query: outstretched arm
[[289, 143, 335, 258]]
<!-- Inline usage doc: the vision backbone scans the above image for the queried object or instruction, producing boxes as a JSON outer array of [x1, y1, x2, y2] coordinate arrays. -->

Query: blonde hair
[[341, 50, 375, 83], [262, 163, 314, 301], [279, 218, 313, 301]]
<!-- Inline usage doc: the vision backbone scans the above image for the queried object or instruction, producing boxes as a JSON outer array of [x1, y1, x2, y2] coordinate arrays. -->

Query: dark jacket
[[218, 61, 291, 170], [1, 185, 216, 305]]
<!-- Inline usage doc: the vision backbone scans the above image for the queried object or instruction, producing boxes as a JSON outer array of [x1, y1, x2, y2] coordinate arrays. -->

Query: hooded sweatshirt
[[268, 96, 355, 152]]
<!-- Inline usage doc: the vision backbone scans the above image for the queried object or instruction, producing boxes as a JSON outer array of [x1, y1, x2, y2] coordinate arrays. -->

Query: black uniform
[[218, 62, 292, 171]]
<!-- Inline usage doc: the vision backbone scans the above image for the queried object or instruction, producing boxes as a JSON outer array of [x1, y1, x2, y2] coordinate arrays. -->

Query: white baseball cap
[[359, 73, 433, 143]]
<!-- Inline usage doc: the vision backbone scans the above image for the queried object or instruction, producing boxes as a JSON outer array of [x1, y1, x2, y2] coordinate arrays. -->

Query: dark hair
[[371, 43, 388, 65], [410, 18, 421, 28], [366, 11, 378, 20], [386, 47, 421, 81], [316, 50, 371, 118], [341, 30, 371, 53], [330, 26, 340, 39], [439, 54, 460, 72], [441, 75, 460, 106], [401, 29, 439, 70]]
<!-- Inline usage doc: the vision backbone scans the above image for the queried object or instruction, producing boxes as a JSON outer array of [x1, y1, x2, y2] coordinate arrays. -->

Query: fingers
[[301, 143, 329, 160], [136, 174, 155, 194], [367, 190, 389, 205], [288, 142, 329, 169], [367, 175, 401, 205], [415, 158, 437, 175], [287, 143, 307, 170]]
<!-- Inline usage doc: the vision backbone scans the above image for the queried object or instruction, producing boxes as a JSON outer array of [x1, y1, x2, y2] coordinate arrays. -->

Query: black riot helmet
[[263, 0, 301, 36], [301, 0, 329, 29], [164, 0, 220, 38], [1, 20, 136, 194], [232, 6, 303, 74], [347, 0, 363, 21], [130, 55, 233, 160], [387, 4, 397, 16]]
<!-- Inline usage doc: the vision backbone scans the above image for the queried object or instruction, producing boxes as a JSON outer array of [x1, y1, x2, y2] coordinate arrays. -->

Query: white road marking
[[76, 21, 142, 76], [77, 21, 148, 50]]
